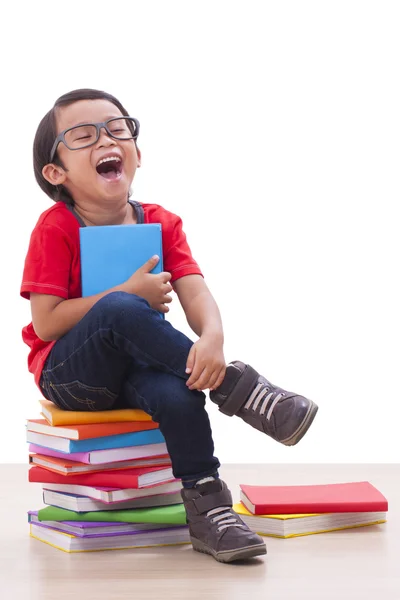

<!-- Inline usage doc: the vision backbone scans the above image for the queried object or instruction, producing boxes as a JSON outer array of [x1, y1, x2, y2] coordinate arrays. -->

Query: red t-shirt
[[20, 201, 203, 388]]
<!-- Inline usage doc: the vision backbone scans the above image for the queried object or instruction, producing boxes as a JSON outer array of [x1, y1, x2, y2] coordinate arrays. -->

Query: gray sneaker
[[210, 361, 318, 446], [181, 478, 267, 563]]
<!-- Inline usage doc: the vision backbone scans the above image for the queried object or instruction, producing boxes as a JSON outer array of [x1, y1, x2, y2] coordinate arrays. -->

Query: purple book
[[28, 511, 186, 538]]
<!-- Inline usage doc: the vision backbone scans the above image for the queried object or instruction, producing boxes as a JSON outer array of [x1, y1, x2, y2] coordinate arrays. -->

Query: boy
[[21, 89, 318, 563]]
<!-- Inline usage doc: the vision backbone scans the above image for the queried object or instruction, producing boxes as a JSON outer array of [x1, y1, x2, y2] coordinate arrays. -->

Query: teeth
[[97, 156, 122, 167]]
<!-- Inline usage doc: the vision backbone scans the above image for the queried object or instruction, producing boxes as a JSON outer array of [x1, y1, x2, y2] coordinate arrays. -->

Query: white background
[[1, 1, 399, 463]]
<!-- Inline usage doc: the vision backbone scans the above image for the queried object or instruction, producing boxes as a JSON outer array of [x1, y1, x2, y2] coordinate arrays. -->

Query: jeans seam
[[123, 379, 156, 417], [43, 329, 112, 375], [55, 381, 118, 398], [47, 382, 72, 410]]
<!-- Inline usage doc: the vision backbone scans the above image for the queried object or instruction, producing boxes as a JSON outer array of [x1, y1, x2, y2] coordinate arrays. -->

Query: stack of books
[[27, 399, 189, 552], [233, 481, 389, 539]]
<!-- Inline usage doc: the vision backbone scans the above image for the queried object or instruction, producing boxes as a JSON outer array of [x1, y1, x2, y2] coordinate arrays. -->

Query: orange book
[[39, 399, 152, 426], [27, 418, 158, 440], [29, 453, 171, 475]]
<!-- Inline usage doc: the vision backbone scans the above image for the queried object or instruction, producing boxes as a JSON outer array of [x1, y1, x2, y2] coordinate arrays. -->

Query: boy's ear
[[42, 163, 67, 186], [136, 146, 141, 168]]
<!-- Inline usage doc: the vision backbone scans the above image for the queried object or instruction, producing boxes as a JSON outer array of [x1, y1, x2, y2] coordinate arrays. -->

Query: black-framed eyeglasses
[[49, 116, 140, 162]]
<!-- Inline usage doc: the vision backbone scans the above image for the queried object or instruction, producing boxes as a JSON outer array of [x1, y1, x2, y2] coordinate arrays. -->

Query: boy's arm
[[31, 256, 170, 342], [173, 275, 224, 342], [173, 274, 226, 391], [31, 285, 124, 342]]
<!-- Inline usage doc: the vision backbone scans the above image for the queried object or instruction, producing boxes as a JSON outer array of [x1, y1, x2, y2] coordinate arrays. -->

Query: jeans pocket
[[47, 380, 118, 412]]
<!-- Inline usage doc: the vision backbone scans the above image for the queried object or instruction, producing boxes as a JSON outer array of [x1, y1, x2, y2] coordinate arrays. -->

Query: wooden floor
[[0, 463, 398, 599]]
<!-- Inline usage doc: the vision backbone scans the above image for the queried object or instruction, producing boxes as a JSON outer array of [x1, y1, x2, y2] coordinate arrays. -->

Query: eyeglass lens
[[64, 118, 135, 150]]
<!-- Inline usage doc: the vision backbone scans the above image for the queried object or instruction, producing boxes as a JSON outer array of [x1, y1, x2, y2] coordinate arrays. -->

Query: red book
[[240, 482, 388, 515], [29, 465, 174, 489]]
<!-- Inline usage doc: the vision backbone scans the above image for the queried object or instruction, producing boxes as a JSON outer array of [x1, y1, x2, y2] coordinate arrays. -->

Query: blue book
[[79, 224, 163, 297], [27, 428, 165, 453]]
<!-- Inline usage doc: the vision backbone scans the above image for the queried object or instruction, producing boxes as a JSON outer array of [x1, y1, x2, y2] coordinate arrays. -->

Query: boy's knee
[[95, 291, 150, 319], [90, 291, 154, 332]]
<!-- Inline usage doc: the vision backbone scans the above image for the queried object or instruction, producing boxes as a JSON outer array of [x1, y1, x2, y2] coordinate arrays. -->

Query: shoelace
[[243, 381, 287, 420], [207, 506, 245, 533]]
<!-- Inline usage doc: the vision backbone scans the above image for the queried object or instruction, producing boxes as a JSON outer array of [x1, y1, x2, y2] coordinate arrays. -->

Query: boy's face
[[44, 99, 141, 205]]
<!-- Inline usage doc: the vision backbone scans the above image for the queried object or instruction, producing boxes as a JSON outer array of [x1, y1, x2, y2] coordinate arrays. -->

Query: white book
[[42, 480, 183, 503], [30, 522, 190, 552], [43, 489, 184, 512]]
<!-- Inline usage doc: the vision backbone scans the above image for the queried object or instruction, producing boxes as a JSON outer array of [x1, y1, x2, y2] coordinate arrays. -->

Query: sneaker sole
[[190, 537, 267, 563], [281, 401, 319, 446]]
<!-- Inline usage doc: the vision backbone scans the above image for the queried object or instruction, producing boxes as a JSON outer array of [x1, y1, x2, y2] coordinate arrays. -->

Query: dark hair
[[33, 88, 134, 205]]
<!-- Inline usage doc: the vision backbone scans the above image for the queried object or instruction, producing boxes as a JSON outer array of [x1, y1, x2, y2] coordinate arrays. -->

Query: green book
[[37, 503, 187, 525]]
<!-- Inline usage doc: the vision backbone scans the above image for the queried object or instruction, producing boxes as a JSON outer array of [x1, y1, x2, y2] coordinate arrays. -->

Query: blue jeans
[[39, 291, 220, 486]]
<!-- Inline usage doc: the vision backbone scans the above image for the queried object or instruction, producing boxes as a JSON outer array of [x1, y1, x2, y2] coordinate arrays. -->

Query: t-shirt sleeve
[[162, 212, 203, 283], [20, 224, 72, 300]]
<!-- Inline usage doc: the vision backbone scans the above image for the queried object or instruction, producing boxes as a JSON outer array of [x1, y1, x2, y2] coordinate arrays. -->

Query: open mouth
[[96, 156, 123, 181]]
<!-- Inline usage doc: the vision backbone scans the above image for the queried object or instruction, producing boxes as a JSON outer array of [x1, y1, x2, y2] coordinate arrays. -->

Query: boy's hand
[[185, 336, 226, 391], [122, 256, 173, 313]]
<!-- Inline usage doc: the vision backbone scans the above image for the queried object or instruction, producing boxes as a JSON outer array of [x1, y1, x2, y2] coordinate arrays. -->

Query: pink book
[[29, 444, 94, 462]]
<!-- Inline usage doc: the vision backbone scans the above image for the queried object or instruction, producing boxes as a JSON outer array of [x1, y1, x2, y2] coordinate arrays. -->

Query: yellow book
[[39, 399, 152, 427], [233, 503, 387, 539]]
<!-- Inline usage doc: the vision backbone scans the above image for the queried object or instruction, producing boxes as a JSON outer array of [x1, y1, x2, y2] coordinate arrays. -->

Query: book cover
[[28, 442, 168, 464], [240, 481, 389, 515], [27, 427, 165, 453], [29, 465, 174, 488], [37, 503, 187, 525], [39, 399, 152, 427], [29, 453, 171, 475], [26, 418, 158, 440], [79, 223, 163, 297]]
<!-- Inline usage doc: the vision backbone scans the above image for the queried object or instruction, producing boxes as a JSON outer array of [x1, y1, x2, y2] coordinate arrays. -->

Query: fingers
[[141, 255, 160, 273], [189, 367, 220, 391], [162, 281, 173, 304], [160, 271, 172, 283], [185, 346, 196, 376], [207, 369, 222, 391], [188, 364, 226, 391], [163, 282, 173, 293], [209, 365, 226, 391], [187, 366, 208, 390], [154, 293, 172, 314]]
